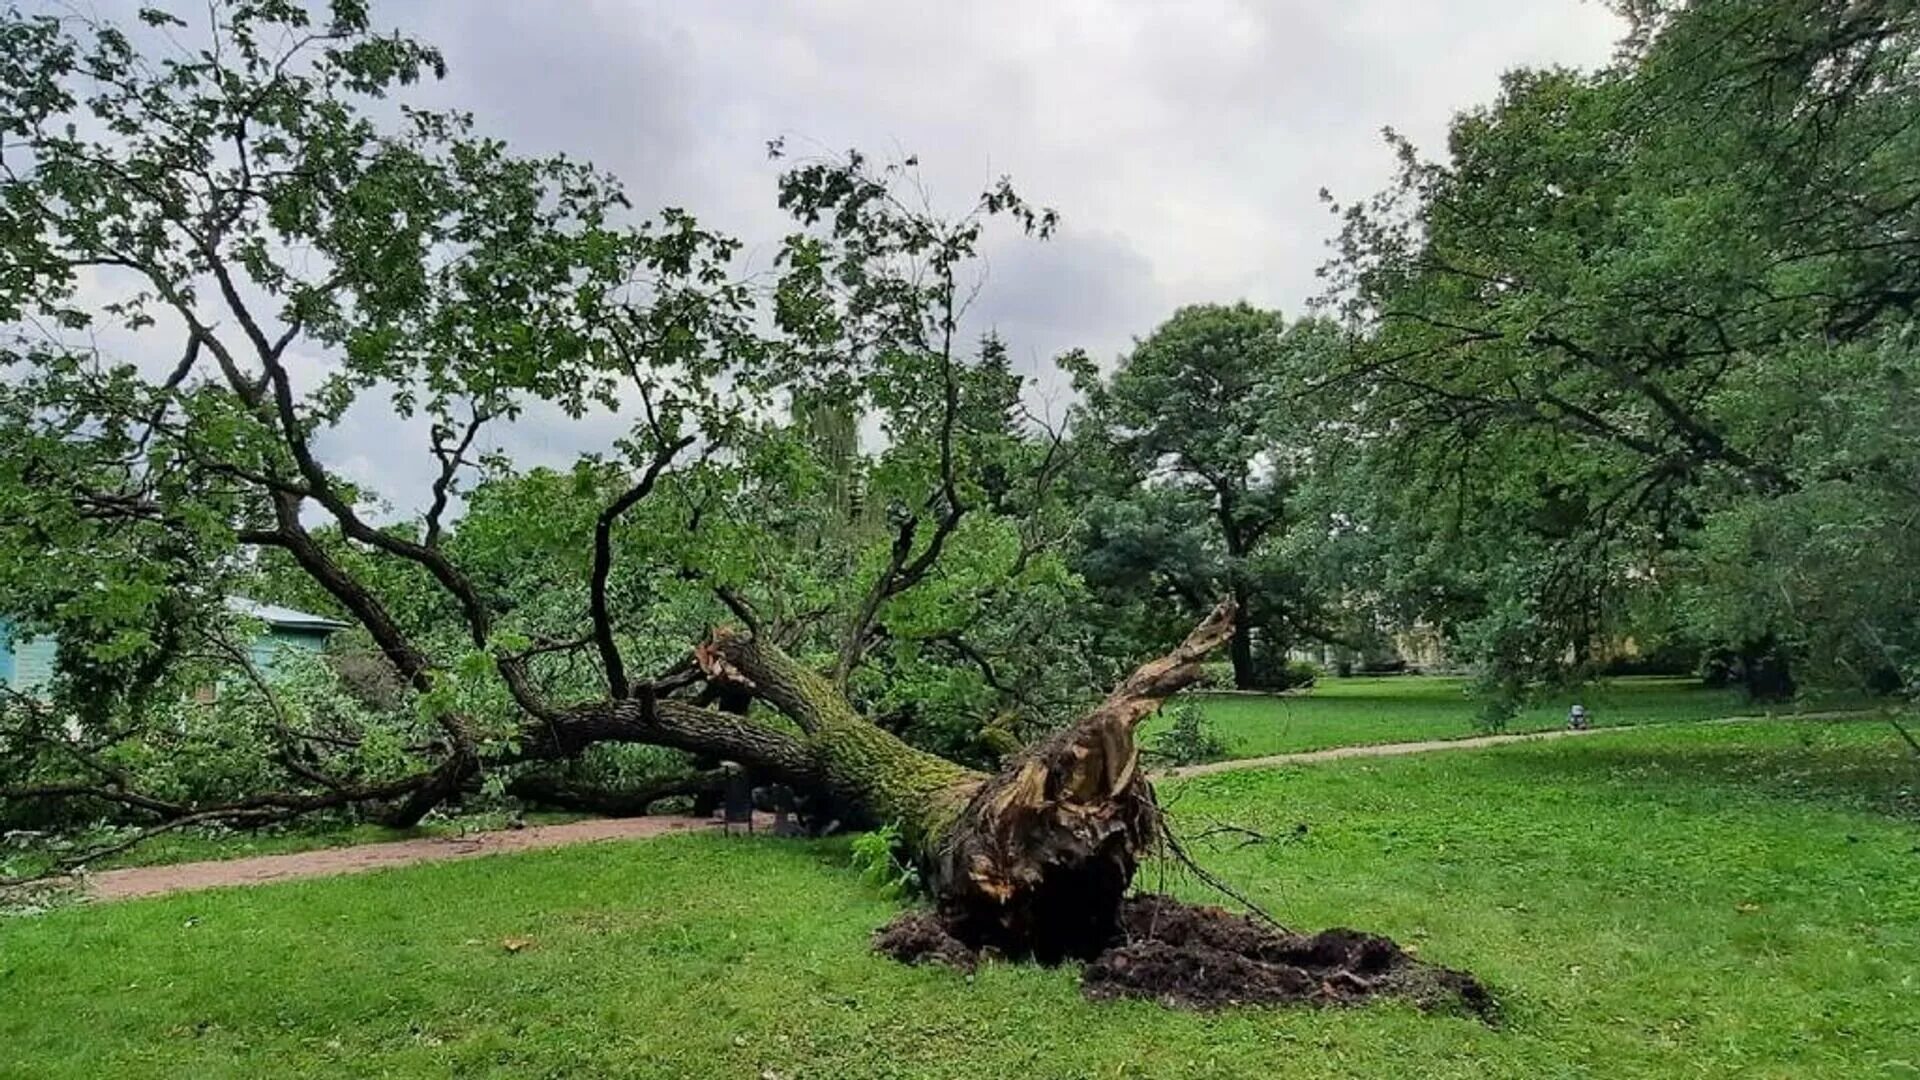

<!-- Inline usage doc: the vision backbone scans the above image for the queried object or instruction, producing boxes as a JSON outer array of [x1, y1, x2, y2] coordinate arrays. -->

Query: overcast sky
[[330, 0, 1621, 501], [56, 0, 1627, 513], [385, 2, 1622, 366]]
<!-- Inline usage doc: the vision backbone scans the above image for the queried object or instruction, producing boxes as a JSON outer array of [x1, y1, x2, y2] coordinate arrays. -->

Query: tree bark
[[701, 599, 1238, 960], [1227, 611, 1257, 690], [527, 697, 822, 790], [507, 769, 728, 817], [696, 630, 984, 848]]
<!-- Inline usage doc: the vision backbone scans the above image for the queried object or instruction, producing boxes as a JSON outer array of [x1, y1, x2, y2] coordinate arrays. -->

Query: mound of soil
[[872, 910, 981, 971], [874, 894, 1496, 1021]]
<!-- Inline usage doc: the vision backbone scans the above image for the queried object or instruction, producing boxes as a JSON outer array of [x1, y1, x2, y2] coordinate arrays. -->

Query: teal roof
[[223, 596, 350, 632]]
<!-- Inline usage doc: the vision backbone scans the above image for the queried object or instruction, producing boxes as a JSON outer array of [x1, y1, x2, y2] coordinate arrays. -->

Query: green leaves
[[1069, 303, 1348, 688], [1321, 0, 1920, 693]]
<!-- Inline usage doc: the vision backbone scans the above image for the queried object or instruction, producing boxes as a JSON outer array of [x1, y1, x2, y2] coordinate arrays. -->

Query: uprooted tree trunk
[[692, 599, 1496, 1018], [696, 600, 1234, 959]]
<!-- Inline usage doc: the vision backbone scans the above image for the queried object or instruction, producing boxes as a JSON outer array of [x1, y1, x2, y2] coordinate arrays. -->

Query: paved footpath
[[86, 814, 722, 901], [87, 713, 1825, 901], [1157, 718, 1660, 778], [1155, 710, 1864, 779]]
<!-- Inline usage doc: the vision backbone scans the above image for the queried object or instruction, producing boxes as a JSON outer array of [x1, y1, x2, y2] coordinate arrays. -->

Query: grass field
[[1150, 674, 1870, 761], [4, 716, 1916, 1078]]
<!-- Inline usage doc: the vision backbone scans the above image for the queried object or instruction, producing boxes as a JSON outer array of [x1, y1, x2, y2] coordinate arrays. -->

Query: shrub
[[849, 823, 921, 899], [1279, 659, 1321, 690], [1145, 701, 1228, 766]]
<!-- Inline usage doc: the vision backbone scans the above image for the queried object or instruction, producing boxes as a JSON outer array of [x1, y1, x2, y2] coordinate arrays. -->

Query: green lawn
[[1151, 674, 1869, 761], [4, 716, 1916, 1078]]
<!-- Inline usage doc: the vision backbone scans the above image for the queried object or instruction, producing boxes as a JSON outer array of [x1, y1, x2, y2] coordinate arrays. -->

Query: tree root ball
[[874, 895, 1497, 1021]]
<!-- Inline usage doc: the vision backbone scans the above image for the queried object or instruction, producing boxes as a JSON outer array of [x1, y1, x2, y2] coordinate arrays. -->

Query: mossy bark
[[698, 630, 984, 848]]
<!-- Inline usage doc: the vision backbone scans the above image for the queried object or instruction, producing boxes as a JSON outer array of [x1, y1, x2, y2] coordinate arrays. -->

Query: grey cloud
[[36, 0, 1624, 516]]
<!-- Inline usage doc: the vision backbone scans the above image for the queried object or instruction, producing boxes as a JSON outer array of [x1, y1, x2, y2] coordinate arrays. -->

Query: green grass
[[4, 716, 1917, 1078], [1148, 674, 1871, 761]]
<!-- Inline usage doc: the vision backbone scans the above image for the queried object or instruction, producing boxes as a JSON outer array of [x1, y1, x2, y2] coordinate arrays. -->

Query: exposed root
[[927, 600, 1239, 963], [931, 718, 1161, 963], [1086, 896, 1497, 1019], [875, 894, 1497, 1022]]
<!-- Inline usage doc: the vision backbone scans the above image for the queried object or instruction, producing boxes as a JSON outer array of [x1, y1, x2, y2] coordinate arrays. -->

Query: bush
[[1279, 659, 1321, 690], [1247, 637, 1322, 690], [1469, 672, 1525, 734], [1196, 661, 1235, 689], [849, 823, 920, 899], [1144, 701, 1228, 766]]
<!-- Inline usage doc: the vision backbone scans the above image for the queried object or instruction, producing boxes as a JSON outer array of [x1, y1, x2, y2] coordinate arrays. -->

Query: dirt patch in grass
[[81, 815, 720, 900], [872, 911, 983, 970], [875, 893, 1496, 1020]]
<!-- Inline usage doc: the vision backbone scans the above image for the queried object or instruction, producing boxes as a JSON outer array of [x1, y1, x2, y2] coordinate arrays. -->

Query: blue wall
[[247, 626, 333, 673], [0, 618, 58, 693], [0, 616, 331, 693]]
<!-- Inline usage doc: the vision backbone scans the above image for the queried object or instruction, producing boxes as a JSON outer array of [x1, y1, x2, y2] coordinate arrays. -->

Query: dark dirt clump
[[872, 910, 980, 971], [875, 893, 1496, 1021], [1084, 895, 1496, 1018]]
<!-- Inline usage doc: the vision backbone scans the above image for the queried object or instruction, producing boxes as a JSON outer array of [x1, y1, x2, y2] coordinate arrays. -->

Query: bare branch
[[424, 401, 493, 549]]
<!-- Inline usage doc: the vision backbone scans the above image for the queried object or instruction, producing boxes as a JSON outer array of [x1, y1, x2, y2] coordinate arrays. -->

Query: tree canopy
[[1322, 0, 1920, 701], [1070, 303, 1346, 689], [0, 0, 1092, 851]]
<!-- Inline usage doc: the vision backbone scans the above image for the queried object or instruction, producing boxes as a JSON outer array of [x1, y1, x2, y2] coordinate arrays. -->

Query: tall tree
[[0, 0, 1236, 971], [1074, 303, 1339, 689], [1323, 0, 1920, 698]]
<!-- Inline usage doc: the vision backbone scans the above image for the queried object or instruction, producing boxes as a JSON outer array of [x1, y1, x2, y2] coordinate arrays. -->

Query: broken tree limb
[[699, 628, 985, 848], [506, 768, 730, 817]]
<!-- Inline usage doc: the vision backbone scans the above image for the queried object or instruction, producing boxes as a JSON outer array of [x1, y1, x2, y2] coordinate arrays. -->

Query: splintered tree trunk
[[700, 600, 1236, 960]]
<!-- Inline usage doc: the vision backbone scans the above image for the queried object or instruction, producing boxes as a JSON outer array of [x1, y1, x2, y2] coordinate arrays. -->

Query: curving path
[[85, 814, 725, 901], [1156, 719, 1649, 778]]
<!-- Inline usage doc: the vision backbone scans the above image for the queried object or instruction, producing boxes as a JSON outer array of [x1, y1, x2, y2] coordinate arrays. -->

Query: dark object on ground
[[872, 911, 980, 970], [1865, 665, 1907, 697], [875, 893, 1496, 1021], [1703, 637, 1797, 701], [763, 783, 809, 837], [721, 763, 754, 834]]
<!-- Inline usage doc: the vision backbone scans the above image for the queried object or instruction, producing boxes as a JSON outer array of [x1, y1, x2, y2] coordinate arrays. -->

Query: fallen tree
[[0, 4, 1493, 1016], [618, 598, 1492, 1015], [6, 593, 1493, 1017], [696, 598, 1234, 959]]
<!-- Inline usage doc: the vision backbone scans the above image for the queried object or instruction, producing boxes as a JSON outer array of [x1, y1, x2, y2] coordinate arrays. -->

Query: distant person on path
[[1567, 704, 1589, 731]]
